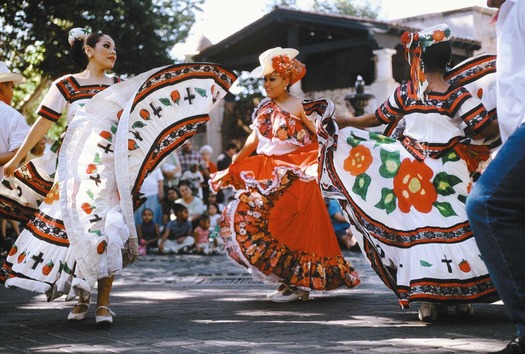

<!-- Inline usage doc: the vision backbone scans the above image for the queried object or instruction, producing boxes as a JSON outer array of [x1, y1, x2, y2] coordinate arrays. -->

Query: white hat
[[0, 61, 26, 85], [250, 47, 299, 78], [199, 145, 213, 154]]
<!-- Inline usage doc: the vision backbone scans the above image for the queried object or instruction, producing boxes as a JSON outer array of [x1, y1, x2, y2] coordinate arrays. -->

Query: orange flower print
[[393, 158, 437, 213], [343, 145, 372, 176]]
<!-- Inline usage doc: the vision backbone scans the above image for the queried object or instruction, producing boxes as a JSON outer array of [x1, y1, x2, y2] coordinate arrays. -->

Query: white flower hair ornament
[[68, 27, 91, 46]]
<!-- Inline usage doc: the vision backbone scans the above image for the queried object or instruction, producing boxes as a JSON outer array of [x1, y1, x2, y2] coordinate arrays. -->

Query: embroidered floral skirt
[[210, 143, 360, 291], [318, 123, 499, 307], [0, 150, 87, 301], [1, 63, 237, 302]]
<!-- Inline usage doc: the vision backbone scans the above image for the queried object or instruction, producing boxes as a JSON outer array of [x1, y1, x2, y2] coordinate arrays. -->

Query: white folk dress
[[1, 64, 236, 302], [316, 54, 500, 308]]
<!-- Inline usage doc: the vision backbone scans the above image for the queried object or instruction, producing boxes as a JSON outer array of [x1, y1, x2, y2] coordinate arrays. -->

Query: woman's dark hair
[[422, 41, 452, 73], [178, 180, 192, 189], [69, 32, 106, 68], [165, 186, 181, 198]]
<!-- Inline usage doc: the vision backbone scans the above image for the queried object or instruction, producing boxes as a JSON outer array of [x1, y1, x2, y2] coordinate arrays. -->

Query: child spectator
[[161, 186, 180, 228], [180, 163, 204, 198], [207, 203, 222, 232], [134, 168, 164, 227], [207, 203, 224, 254], [136, 208, 161, 255], [193, 214, 211, 255], [207, 193, 225, 213], [158, 203, 195, 254]]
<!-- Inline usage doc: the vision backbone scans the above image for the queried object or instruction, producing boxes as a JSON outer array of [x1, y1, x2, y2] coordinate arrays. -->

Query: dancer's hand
[[3, 156, 22, 178]]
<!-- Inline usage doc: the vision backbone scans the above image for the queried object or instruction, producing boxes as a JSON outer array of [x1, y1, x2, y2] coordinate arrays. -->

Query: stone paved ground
[[0, 251, 513, 353]]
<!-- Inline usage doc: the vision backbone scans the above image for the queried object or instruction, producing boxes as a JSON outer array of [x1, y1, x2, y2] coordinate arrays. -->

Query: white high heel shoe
[[455, 303, 474, 318], [95, 306, 115, 327], [271, 288, 309, 303], [418, 302, 438, 322], [67, 299, 90, 321], [418, 302, 447, 322], [266, 284, 289, 299]]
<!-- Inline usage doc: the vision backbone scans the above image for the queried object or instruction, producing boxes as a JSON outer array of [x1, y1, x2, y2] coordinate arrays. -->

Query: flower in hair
[[68, 27, 91, 46], [271, 55, 306, 85], [400, 24, 451, 100]]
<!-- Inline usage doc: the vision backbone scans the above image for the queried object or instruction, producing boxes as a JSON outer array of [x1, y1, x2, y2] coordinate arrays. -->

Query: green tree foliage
[[265, 0, 298, 12], [313, 0, 380, 18], [266, 0, 379, 18], [1, 0, 203, 78], [0, 0, 203, 139]]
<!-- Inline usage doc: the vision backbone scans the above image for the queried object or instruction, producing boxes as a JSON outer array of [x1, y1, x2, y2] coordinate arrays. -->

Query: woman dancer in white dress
[[319, 24, 500, 321]]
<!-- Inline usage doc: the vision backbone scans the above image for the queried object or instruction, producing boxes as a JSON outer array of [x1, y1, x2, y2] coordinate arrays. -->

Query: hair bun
[[68, 27, 91, 46]]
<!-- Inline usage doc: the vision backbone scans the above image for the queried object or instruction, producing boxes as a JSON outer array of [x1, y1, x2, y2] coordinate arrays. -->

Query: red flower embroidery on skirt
[[393, 158, 437, 213]]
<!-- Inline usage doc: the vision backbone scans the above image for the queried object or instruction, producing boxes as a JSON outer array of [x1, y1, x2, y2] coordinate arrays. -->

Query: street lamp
[[344, 75, 374, 116]]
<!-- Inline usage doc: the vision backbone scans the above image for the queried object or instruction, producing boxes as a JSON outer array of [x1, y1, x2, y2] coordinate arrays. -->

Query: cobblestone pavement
[[0, 251, 513, 353]]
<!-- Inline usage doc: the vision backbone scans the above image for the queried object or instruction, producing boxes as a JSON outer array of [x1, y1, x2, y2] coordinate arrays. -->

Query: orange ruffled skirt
[[210, 143, 360, 291]]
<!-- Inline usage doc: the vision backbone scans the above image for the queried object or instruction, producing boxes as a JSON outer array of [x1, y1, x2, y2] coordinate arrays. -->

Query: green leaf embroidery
[[442, 150, 460, 164], [374, 188, 397, 214], [379, 148, 401, 178], [370, 131, 397, 146], [93, 152, 102, 164], [86, 189, 94, 200], [88, 229, 102, 236], [159, 98, 171, 106], [420, 260, 432, 267], [110, 125, 118, 134], [457, 194, 467, 204], [433, 172, 462, 196], [433, 201, 458, 217], [346, 132, 366, 147], [195, 87, 207, 97], [352, 173, 371, 201], [63, 262, 72, 274], [132, 121, 147, 129]]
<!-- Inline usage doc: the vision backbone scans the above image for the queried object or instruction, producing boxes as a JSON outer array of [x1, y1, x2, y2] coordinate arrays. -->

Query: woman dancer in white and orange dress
[[210, 47, 360, 302], [0, 28, 236, 326], [0, 28, 121, 325], [317, 24, 501, 321]]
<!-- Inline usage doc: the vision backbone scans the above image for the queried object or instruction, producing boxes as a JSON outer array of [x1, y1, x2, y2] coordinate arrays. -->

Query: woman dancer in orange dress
[[210, 47, 360, 302]]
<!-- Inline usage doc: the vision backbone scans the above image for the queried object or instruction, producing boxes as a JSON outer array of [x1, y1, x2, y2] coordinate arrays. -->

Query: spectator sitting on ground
[[193, 214, 211, 255], [175, 180, 206, 228], [207, 203, 222, 232], [161, 186, 180, 228], [206, 192, 225, 213], [133, 168, 164, 227], [158, 203, 195, 254], [137, 208, 161, 255]]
